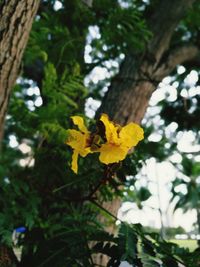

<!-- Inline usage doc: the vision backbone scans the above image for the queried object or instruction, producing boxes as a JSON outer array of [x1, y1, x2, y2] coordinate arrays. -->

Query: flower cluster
[[66, 114, 144, 173]]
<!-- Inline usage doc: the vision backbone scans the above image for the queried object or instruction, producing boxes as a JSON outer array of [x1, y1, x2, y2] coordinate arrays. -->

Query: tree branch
[[157, 44, 200, 77], [183, 55, 200, 69], [147, 0, 196, 62], [97, 0, 197, 124]]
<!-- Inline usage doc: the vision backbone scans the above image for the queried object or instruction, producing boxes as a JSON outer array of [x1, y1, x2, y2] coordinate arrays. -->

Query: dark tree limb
[[156, 44, 200, 78], [147, 0, 196, 62]]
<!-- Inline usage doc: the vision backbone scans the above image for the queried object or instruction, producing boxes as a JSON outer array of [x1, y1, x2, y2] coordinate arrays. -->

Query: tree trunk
[[95, 0, 198, 265], [0, 0, 40, 265], [197, 209, 200, 247], [98, 0, 197, 125], [0, 0, 40, 142]]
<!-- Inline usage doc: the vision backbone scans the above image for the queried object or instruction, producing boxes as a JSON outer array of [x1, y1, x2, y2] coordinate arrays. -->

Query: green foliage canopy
[[1, 0, 200, 266]]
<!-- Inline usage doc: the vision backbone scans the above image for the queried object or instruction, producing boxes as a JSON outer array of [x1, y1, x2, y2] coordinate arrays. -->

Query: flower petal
[[99, 143, 128, 164], [71, 116, 89, 134], [100, 114, 119, 143], [79, 147, 91, 157], [71, 150, 79, 174], [66, 129, 86, 151], [119, 123, 144, 148]]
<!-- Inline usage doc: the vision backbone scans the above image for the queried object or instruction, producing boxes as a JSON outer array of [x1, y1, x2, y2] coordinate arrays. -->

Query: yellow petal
[[71, 116, 89, 134], [119, 123, 144, 148], [99, 143, 128, 164], [79, 147, 91, 157], [66, 129, 86, 151], [71, 150, 79, 174], [100, 114, 119, 143], [66, 129, 91, 162]]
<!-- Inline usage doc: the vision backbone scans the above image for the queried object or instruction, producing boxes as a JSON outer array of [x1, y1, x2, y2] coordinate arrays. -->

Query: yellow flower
[[66, 116, 91, 173], [98, 114, 144, 164], [66, 114, 144, 173]]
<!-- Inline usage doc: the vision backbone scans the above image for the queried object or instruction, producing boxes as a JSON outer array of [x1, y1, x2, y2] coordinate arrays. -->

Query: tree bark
[[0, 0, 40, 142], [0, 0, 40, 265], [197, 209, 200, 247], [95, 0, 198, 265], [98, 0, 197, 124]]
